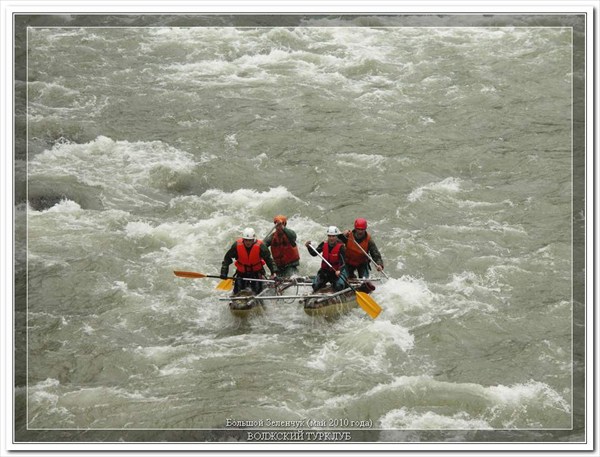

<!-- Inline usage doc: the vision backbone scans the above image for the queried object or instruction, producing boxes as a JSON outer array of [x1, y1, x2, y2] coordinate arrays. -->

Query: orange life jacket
[[270, 231, 300, 267], [345, 231, 371, 267], [322, 241, 343, 271], [234, 239, 265, 273]]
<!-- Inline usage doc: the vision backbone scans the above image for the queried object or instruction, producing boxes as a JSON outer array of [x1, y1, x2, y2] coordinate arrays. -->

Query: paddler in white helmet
[[220, 227, 278, 294], [304, 226, 348, 292]]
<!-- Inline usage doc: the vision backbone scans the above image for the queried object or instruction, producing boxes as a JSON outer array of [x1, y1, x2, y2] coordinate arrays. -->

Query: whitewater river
[[14, 13, 585, 446]]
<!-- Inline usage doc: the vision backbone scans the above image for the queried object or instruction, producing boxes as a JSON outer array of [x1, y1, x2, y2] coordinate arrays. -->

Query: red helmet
[[273, 215, 287, 226], [354, 218, 368, 230]]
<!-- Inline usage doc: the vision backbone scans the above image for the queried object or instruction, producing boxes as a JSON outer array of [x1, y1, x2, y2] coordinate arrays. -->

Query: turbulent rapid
[[15, 14, 583, 444]]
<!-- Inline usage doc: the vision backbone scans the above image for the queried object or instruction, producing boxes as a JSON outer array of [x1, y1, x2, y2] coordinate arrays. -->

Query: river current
[[13, 13, 586, 448]]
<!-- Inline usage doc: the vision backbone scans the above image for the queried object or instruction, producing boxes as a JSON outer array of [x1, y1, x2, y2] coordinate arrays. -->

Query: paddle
[[173, 270, 233, 290], [349, 236, 390, 279], [173, 270, 279, 291], [306, 243, 382, 319]]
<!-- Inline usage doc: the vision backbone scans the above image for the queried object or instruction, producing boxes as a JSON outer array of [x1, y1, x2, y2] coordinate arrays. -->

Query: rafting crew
[[264, 215, 300, 277], [304, 226, 348, 292], [340, 218, 384, 279], [220, 227, 278, 294]]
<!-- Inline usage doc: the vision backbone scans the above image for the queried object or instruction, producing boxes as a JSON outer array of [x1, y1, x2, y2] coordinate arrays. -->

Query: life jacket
[[270, 231, 300, 267], [345, 231, 371, 267], [321, 241, 343, 271], [234, 238, 265, 273]]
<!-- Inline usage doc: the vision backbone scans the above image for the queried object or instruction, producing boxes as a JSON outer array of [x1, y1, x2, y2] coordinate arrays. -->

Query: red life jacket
[[270, 231, 300, 267], [234, 239, 265, 273], [322, 241, 343, 271], [345, 231, 371, 267]]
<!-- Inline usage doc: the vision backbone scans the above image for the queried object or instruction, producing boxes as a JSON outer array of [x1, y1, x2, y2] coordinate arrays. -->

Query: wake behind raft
[[173, 271, 382, 319]]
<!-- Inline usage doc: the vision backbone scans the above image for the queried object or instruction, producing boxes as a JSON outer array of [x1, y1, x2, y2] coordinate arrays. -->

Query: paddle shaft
[[174, 271, 275, 283]]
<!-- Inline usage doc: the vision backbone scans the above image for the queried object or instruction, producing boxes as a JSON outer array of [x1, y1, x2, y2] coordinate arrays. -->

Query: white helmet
[[241, 227, 256, 240], [326, 226, 341, 236]]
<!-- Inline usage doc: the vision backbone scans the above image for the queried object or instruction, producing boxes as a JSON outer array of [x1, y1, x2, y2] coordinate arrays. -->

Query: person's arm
[[283, 228, 297, 246], [220, 243, 237, 278], [338, 244, 346, 270], [368, 239, 384, 267], [263, 233, 273, 247], [260, 243, 278, 275], [305, 240, 324, 256]]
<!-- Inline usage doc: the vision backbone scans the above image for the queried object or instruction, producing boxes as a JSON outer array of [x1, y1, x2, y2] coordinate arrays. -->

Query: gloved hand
[[220, 273, 228, 279]]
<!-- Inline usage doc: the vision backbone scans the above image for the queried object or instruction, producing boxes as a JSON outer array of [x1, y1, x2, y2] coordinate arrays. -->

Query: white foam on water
[[456, 198, 515, 209], [446, 271, 501, 298], [487, 380, 571, 413], [279, 374, 569, 429], [302, 315, 413, 380], [42, 199, 82, 213], [376, 276, 436, 316], [337, 152, 387, 170], [306, 340, 338, 371], [198, 186, 303, 213], [407, 177, 463, 202], [379, 408, 492, 430], [436, 219, 527, 236], [29, 136, 199, 209], [57, 385, 163, 408], [364, 376, 569, 429]]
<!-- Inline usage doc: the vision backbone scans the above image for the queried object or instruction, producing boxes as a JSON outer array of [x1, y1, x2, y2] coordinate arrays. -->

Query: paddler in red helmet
[[264, 215, 300, 277], [341, 218, 384, 279]]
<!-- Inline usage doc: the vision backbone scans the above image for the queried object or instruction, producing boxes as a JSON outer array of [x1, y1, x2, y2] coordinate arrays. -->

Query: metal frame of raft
[[220, 280, 374, 318]]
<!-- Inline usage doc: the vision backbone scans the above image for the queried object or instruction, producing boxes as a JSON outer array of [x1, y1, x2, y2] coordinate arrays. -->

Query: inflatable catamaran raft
[[173, 272, 381, 319], [173, 271, 382, 319]]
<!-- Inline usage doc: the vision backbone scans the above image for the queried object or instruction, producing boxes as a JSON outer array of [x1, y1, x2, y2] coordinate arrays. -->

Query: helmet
[[273, 215, 287, 226], [241, 227, 256, 240], [354, 218, 368, 230], [326, 226, 341, 236]]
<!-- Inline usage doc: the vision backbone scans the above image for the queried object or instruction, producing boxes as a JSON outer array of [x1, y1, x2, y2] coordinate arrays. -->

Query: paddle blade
[[355, 291, 382, 319], [216, 279, 233, 291], [174, 271, 206, 279]]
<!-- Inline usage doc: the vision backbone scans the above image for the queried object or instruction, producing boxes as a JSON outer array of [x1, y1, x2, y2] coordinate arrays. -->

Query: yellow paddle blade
[[355, 291, 382, 319], [174, 271, 206, 279], [216, 279, 233, 291]]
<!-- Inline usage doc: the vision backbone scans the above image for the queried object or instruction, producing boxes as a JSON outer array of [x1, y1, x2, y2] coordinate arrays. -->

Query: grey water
[[14, 14, 584, 444]]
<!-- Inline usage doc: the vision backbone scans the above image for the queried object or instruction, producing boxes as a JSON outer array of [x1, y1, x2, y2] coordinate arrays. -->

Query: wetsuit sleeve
[[338, 244, 346, 269], [260, 243, 278, 274], [263, 233, 273, 247], [221, 242, 237, 276], [368, 239, 384, 266], [307, 241, 324, 256], [283, 228, 297, 246]]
